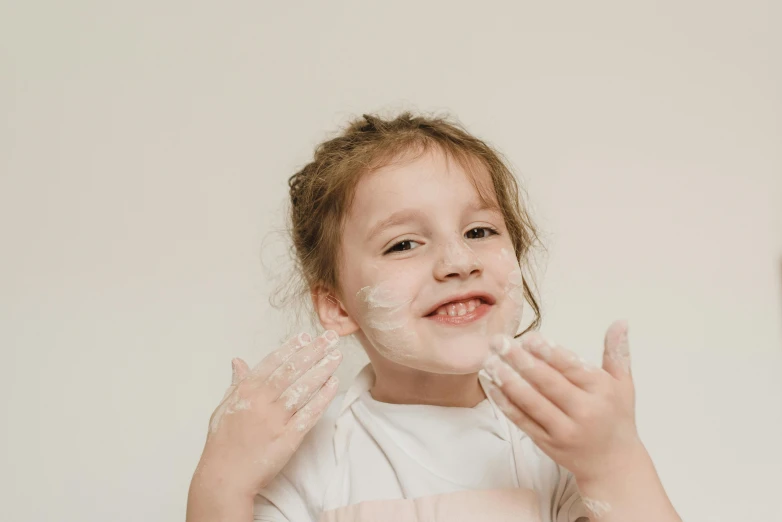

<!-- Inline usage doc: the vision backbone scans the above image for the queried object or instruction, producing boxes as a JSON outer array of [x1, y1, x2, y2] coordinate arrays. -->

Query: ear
[[311, 285, 361, 337]]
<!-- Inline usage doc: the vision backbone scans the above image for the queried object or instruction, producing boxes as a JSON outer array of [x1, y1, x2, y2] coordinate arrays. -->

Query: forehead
[[347, 147, 498, 224]]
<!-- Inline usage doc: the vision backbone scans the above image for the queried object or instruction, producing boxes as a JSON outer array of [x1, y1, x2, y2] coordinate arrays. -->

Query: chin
[[423, 337, 492, 375]]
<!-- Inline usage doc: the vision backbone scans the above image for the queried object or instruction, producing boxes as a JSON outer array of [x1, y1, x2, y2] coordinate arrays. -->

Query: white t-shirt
[[254, 365, 590, 522]]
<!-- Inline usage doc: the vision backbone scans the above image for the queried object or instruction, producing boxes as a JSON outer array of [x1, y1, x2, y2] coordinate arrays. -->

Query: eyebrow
[[365, 202, 500, 242], [366, 209, 428, 241]]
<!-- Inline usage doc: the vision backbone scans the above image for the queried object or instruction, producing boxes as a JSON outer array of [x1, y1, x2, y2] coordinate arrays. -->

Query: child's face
[[338, 147, 525, 374]]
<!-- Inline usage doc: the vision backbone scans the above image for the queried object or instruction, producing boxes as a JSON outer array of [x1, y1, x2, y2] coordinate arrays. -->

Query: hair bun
[[288, 169, 304, 208]]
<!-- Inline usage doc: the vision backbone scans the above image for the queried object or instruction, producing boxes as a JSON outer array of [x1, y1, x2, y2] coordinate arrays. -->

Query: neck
[[367, 357, 487, 408]]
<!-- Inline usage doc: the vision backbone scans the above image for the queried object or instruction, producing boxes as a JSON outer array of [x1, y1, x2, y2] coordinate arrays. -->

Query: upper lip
[[424, 291, 496, 316]]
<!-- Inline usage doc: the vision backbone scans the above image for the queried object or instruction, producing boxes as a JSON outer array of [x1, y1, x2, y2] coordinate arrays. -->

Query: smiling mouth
[[426, 297, 485, 317], [425, 298, 492, 325]]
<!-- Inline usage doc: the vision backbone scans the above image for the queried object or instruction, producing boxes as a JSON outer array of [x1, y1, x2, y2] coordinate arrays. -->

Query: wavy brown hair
[[274, 111, 545, 337]]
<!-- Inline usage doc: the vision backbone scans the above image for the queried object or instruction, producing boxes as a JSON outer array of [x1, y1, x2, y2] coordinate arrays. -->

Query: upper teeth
[[434, 298, 483, 317]]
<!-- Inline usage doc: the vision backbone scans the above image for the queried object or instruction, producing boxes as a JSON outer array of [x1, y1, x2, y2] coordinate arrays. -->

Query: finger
[[484, 380, 548, 441], [252, 332, 313, 380], [267, 330, 340, 397], [515, 334, 599, 390], [218, 358, 250, 404], [232, 358, 250, 384], [602, 319, 632, 380], [211, 360, 240, 433], [490, 334, 587, 416], [483, 353, 568, 435], [278, 347, 343, 416], [287, 375, 340, 435]]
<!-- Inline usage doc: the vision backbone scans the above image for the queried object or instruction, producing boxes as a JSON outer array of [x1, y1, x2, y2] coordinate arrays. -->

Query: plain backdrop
[[1, 1, 781, 521]]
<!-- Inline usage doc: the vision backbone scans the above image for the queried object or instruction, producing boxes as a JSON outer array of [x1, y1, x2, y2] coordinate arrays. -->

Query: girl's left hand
[[482, 319, 644, 485]]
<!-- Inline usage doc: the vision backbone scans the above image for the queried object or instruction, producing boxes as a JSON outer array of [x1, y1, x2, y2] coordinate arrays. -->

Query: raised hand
[[482, 320, 641, 484], [187, 331, 342, 521]]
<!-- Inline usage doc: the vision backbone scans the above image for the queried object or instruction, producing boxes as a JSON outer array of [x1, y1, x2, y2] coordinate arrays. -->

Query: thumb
[[602, 319, 632, 379], [218, 358, 251, 403], [231, 357, 250, 385]]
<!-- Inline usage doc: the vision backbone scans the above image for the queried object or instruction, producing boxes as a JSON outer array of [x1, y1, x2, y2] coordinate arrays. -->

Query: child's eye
[[384, 228, 496, 255], [465, 227, 498, 240], [385, 239, 421, 254]]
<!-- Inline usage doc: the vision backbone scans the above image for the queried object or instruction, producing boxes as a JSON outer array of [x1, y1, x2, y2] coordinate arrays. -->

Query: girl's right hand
[[190, 330, 342, 505]]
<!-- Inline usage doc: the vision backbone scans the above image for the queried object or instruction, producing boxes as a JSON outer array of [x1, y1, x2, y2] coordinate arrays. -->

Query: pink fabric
[[318, 488, 541, 522]]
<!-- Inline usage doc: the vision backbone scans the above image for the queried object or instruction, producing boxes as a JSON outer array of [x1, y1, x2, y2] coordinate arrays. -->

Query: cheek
[[490, 247, 525, 336], [353, 270, 422, 362], [356, 282, 412, 330]]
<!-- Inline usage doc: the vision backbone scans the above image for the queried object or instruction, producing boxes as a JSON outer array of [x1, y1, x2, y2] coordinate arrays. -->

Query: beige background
[[1, 1, 781, 521]]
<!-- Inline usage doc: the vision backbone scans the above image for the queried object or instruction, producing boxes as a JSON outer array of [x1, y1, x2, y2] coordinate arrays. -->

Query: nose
[[433, 238, 483, 281]]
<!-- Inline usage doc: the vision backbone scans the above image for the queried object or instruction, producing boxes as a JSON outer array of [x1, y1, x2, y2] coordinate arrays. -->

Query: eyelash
[[384, 226, 499, 255]]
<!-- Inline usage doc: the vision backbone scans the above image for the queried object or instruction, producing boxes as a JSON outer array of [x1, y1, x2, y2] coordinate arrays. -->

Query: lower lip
[[425, 303, 492, 325]]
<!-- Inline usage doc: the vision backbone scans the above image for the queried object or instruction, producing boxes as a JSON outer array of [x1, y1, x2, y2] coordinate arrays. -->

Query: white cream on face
[[491, 247, 524, 338], [339, 148, 531, 373], [354, 243, 527, 369], [356, 278, 418, 363], [502, 249, 526, 306], [355, 234, 491, 364]]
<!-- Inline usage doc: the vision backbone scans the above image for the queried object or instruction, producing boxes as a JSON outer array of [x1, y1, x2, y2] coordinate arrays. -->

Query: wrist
[[573, 443, 682, 521], [187, 462, 256, 521], [574, 439, 650, 490]]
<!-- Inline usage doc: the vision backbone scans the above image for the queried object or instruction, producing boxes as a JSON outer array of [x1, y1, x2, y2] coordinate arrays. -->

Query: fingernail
[[484, 380, 502, 398], [539, 335, 557, 359], [324, 330, 339, 343], [619, 320, 630, 351], [524, 334, 552, 361], [299, 332, 312, 344], [317, 349, 342, 367], [483, 354, 504, 386], [619, 333, 630, 361], [489, 334, 512, 355], [608, 321, 632, 373], [485, 382, 516, 413], [231, 358, 240, 385]]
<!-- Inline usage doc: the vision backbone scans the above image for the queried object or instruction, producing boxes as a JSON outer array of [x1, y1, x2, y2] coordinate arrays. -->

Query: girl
[[187, 113, 681, 522]]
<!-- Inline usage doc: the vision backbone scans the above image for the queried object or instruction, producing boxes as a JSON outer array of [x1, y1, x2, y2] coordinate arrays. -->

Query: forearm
[[186, 469, 255, 522], [575, 445, 681, 522]]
